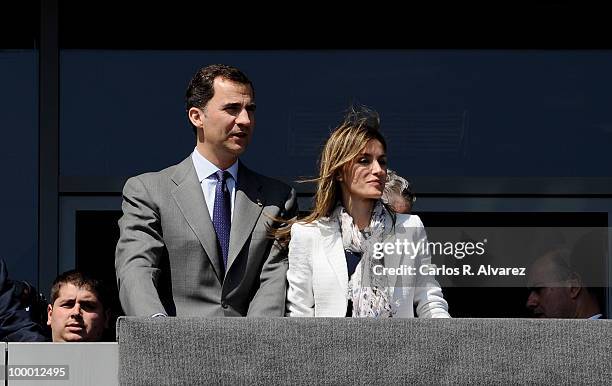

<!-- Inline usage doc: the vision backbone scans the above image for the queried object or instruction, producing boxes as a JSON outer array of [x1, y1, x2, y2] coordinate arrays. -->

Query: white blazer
[[286, 214, 450, 318]]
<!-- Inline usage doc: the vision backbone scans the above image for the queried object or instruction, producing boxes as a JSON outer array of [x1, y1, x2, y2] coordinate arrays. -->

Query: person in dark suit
[[0, 258, 47, 341], [115, 64, 297, 317], [526, 249, 603, 319]]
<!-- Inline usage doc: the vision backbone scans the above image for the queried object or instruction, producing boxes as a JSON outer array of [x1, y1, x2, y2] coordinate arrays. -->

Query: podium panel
[[117, 317, 612, 385], [7, 342, 118, 385], [0, 343, 5, 381]]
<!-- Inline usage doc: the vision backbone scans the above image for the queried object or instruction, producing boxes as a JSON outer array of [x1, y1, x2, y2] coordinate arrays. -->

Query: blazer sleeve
[[411, 216, 451, 318], [247, 187, 298, 317], [286, 223, 315, 317], [115, 176, 168, 317]]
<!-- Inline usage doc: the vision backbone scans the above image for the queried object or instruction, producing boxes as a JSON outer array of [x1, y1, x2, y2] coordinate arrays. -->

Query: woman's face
[[339, 139, 387, 202]]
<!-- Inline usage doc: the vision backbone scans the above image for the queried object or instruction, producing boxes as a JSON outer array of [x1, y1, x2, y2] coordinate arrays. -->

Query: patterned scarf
[[333, 200, 398, 318]]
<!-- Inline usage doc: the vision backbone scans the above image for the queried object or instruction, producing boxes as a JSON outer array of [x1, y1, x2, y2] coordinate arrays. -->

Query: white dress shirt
[[149, 150, 239, 319], [191, 148, 238, 221]]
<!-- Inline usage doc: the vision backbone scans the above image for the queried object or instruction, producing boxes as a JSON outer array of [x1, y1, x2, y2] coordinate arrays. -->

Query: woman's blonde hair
[[271, 106, 387, 243]]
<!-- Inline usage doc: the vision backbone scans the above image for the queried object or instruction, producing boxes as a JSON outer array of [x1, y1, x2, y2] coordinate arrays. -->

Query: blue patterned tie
[[212, 170, 231, 270]]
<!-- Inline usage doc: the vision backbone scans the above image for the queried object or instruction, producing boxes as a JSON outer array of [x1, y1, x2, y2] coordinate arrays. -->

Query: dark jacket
[[0, 258, 47, 341]]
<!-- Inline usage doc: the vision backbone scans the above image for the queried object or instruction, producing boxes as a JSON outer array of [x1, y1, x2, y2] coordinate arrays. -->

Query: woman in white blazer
[[283, 107, 450, 318]]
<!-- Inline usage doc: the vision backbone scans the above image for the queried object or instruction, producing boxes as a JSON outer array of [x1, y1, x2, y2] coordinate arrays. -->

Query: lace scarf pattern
[[332, 201, 399, 318]]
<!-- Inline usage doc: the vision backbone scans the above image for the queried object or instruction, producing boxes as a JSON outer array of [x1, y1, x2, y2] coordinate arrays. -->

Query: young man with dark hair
[[47, 270, 110, 342]]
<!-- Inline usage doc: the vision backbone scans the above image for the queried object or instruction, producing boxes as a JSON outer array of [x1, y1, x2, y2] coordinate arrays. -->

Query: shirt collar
[[192, 148, 239, 183]]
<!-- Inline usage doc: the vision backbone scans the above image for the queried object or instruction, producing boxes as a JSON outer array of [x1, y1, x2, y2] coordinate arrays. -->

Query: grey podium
[[6, 342, 118, 385]]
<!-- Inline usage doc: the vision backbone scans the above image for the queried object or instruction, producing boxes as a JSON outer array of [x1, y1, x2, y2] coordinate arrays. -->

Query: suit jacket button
[[221, 301, 228, 309]]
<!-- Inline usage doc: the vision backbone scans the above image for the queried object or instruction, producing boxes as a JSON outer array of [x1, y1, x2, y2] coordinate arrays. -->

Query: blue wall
[[60, 50, 612, 180], [0, 51, 38, 284]]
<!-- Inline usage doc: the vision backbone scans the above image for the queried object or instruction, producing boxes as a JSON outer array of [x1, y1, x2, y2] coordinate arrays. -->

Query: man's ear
[[569, 285, 581, 299], [46, 304, 53, 326], [568, 276, 582, 299], [188, 107, 205, 129]]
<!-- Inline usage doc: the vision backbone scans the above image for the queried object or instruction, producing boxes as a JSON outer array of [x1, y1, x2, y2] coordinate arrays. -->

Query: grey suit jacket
[[115, 156, 297, 317]]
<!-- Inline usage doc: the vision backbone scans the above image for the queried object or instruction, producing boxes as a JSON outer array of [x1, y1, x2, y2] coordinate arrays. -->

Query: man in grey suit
[[115, 64, 297, 317]]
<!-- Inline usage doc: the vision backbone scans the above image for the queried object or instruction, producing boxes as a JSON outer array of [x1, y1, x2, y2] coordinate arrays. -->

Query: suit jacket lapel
[[227, 163, 264, 270], [170, 157, 223, 281]]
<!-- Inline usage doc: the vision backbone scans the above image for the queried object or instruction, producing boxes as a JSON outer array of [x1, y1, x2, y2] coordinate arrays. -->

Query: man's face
[[525, 286, 575, 318], [47, 283, 108, 342], [525, 257, 576, 318], [191, 77, 255, 166]]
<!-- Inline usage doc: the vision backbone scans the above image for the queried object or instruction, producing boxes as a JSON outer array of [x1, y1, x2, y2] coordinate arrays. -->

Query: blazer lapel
[[382, 231, 401, 288], [170, 157, 223, 282], [226, 163, 264, 270], [319, 219, 399, 292], [320, 222, 348, 295]]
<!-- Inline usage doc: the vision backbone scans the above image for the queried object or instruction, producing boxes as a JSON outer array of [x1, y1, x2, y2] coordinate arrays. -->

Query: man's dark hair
[[49, 270, 110, 311], [185, 64, 255, 134]]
